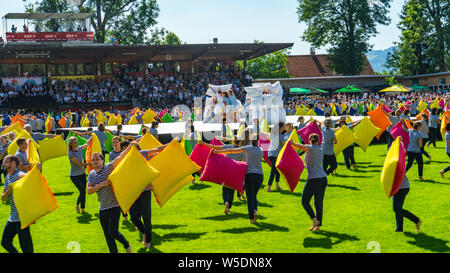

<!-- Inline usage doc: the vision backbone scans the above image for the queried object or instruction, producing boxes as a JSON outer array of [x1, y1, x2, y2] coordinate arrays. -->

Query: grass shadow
[[350, 168, 379, 173], [189, 183, 212, 190], [53, 192, 74, 196], [333, 174, 371, 178], [424, 160, 448, 164], [327, 184, 361, 191], [162, 232, 207, 242], [404, 232, 450, 253], [153, 224, 187, 230], [200, 212, 266, 221], [220, 222, 289, 234], [76, 212, 97, 224], [414, 179, 449, 186], [303, 230, 360, 249], [121, 220, 137, 232], [278, 189, 302, 197]]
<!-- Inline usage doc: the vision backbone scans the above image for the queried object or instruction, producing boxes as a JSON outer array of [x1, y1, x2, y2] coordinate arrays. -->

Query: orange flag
[[58, 117, 66, 128]]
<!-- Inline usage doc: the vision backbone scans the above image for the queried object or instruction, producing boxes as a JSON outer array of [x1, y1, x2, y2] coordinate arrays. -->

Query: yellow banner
[[50, 75, 95, 81]]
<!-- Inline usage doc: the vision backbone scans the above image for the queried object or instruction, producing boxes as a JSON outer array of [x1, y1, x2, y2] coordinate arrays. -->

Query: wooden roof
[[0, 42, 293, 62]]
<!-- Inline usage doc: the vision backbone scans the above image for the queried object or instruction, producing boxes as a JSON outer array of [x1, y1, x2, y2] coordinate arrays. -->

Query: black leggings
[[443, 153, 450, 173], [70, 174, 87, 209], [302, 177, 328, 226], [244, 173, 264, 219], [1, 221, 33, 253], [323, 154, 337, 175], [393, 188, 420, 232], [406, 151, 423, 177], [342, 145, 355, 169], [267, 156, 280, 186], [129, 190, 152, 244], [99, 207, 130, 253], [420, 137, 430, 158], [427, 127, 437, 147]]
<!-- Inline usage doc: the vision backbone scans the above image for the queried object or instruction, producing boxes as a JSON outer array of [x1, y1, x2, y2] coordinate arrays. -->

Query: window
[[23, 64, 45, 76], [439, 78, 446, 85], [85, 63, 95, 75], [57, 64, 65, 75], [139, 62, 146, 72], [412, 79, 419, 85], [76, 63, 83, 75], [105, 62, 112, 74], [67, 63, 75, 75], [0, 64, 20, 77]]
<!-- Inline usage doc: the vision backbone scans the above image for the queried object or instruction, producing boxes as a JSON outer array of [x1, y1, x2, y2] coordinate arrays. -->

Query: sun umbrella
[[312, 88, 329, 94], [410, 84, 428, 91], [335, 86, 362, 93], [378, 85, 411, 92], [290, 88, 312, 94]]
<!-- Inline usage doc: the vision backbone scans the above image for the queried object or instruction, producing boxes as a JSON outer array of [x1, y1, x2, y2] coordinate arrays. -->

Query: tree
[[297, 0, 392, 75], [385, 0, 434, 75], [242, 48, 291, 79], [23, 0, 160, 44], [149, 28, 183, 45], [386, 0, 449, 75], [418, 0, 449, 72]]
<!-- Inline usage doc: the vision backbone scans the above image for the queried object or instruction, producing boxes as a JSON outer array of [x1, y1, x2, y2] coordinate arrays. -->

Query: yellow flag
[[117, 114, 122, 125], [27, 139, 41, 166], [8, 130, 40, 155], [138, 131, 162, 151], [86, 133, 102, 173], [107, 114, 118, 126], [142, 109, 157, 124], [128, 115, 138, 125]]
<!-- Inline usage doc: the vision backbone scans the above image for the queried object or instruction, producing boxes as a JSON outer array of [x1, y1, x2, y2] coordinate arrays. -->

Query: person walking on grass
[[419, 113, 432, 161], [289, 134, 327, 232], [213, 130, 263, 224], [1, 155, 34, 253], [316, 119, 337, 176], [108, 136, 129, 221], [67, 136, 92, 214], [87, 143, 135, 253], [338, 119, 361, 170], [439, 121, 450, 178], [427, 108, 440, 149], [392, 137, 422, 233], [200, 136, 245, 215], [265, 122, 285, 192], [403, 121, 424, 180], [118, 140, 167, 249]]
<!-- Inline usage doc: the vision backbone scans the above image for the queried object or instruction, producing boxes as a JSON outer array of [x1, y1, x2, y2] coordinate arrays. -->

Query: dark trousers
[[323, 154, 337, 175], [267, 156, 280, 186], [387, 133, 394, 149], [244, 173, 264, 219], [129, 190, 152, 244], [393, 188, 420, 232], [444, 153, 450, 173], [70, 174, 87, 209], [406, 151, 423, 177], [222, 187, 235, 208], [99, 207, 130, 253], [420, 138, 430, 158], [427, 128, 437, 147], [342, 145, 355, 169], [302, 177, 328, 226], [1, 221, 33, 253]]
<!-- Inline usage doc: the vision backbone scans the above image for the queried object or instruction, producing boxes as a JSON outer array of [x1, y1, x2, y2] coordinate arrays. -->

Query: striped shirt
[[3, 170, 25, 222], [88, 163, 119, 211], [108, 150, 121, 162]]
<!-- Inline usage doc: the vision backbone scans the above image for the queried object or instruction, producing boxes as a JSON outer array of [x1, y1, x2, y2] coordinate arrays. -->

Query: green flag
[[105, 131, 114, 153], [161, 113, 174, 123]]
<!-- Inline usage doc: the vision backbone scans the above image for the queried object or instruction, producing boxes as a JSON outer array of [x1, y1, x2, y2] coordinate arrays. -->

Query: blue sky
[[1, 0, 405, 54]]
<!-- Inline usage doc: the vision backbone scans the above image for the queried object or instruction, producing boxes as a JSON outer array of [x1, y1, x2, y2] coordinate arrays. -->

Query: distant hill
[[366, 46, 396, 73]]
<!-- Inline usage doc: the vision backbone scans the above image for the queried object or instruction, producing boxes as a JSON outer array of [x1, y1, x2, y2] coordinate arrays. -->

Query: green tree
[[297, 0, 392, 75], [385, 0, 433, 75], [24, 0, 160, 44], [149, 28, 183, 45], [241, 48, 291, 79], [419, 0, 449, 72]]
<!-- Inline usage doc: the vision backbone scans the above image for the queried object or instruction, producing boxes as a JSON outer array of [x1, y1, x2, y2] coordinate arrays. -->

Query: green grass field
[[0, 142, 449, 253]]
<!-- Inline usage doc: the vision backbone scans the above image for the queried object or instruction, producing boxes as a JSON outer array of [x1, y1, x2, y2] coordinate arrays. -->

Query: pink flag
[[382, 105, 393, 113], [390, 122, 409, 150], [189, 143, 212, 173], [258, 134, 272, 167], [298, 122, 323, 146], [276, 143, 305, 192], [439, 99, 445, 109]]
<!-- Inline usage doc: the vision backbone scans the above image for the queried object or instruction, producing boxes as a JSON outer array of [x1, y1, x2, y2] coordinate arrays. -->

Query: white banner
[[2, 77, 43, 87]]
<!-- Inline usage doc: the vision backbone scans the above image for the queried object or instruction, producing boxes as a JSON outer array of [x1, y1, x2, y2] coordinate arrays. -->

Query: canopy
[[410, 84, 428, 91], [312, 88, 329, 94], [335, 86, 362, 93], [378, 85, 411, 92], [290, 88, 312, 94]]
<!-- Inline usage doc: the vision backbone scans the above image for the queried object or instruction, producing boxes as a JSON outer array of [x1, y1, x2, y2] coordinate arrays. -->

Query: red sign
[[6, 32, 95, 42]]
